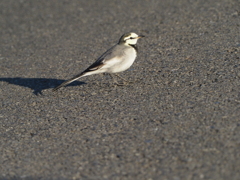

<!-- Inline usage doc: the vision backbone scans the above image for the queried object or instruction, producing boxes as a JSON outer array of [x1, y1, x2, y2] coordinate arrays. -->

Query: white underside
[[83, 46, 137, 76], [105, 47, 137, 73]]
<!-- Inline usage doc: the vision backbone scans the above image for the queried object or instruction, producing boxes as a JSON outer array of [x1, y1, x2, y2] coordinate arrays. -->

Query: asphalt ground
[[0, 0, 240, 179]]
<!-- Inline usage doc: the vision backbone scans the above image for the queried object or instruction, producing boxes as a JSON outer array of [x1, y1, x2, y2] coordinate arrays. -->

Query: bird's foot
[[112, 74, 135, 84]]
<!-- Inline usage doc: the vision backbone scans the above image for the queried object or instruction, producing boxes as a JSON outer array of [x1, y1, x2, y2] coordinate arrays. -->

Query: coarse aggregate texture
[[0, 0, 240, 179]]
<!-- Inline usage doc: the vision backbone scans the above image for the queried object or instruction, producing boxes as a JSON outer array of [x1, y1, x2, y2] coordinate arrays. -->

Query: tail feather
[[53, 61, 104, 91], [52, 72, 85, 91]]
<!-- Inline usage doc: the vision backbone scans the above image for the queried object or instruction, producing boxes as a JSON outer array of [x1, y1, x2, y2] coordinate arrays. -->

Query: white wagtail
[[53, 32, 144, 91]]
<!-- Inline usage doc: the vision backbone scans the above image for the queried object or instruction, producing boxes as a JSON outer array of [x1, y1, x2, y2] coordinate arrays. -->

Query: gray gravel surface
[[1, 0, 240, 179]]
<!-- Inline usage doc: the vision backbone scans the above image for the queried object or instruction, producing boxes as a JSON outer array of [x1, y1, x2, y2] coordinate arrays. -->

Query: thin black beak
[[137, 35, 145, 38]]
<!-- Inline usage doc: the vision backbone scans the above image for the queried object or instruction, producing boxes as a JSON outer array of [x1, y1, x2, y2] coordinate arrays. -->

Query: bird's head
[[118, 32, 145, 45]]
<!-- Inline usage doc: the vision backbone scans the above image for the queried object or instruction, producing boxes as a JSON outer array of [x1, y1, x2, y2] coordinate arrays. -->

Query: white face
[[124, 33, 139, 45]]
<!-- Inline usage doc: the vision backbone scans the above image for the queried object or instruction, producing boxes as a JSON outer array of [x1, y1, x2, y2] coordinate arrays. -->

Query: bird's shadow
[[0, 77, 86, 95]]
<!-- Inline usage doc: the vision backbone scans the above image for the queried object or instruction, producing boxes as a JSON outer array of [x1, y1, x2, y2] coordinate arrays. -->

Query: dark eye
[[130, 37, 134, 39]]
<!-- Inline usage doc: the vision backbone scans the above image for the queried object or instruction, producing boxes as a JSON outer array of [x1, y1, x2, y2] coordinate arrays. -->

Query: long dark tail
[[52, 72, 86, 91]]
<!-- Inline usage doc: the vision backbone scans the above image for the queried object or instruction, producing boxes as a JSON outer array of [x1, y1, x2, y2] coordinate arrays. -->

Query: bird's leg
[[114, 74, 131, 82], [115, 74, 135, 84], [110, 74, 134, 86], [110, 74, 125, 86]]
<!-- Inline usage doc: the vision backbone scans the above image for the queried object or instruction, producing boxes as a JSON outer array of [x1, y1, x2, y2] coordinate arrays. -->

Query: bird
[[53, 32, 145, 91]]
